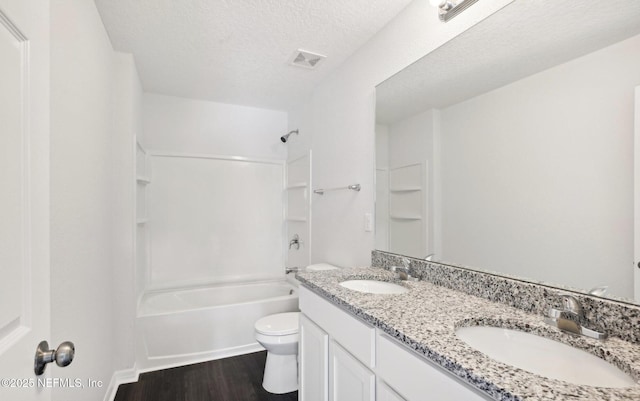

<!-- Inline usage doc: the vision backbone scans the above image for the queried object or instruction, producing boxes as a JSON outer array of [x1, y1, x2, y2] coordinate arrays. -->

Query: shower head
[[281, 129, 299, 143]]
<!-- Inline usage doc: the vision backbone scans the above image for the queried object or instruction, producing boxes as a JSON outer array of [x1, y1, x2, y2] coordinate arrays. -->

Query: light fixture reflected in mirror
[[430, 0, 480, 22]]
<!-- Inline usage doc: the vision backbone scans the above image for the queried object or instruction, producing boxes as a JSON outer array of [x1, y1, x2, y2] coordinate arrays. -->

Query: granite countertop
[[296, 267, 640, 401]]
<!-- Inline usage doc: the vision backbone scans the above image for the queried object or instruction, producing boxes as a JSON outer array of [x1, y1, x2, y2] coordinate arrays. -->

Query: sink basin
[[339, 280, 408, 294], [456, 326, 637, 388]]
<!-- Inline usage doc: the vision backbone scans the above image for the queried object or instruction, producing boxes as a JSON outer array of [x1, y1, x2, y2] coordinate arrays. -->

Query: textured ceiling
[[93, 0, 413, 111], [376, 0, 640, 124]]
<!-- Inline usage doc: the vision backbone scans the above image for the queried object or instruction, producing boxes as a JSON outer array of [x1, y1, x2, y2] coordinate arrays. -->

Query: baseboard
[[103, 365, 139, 401], [103, 343, 265, 401]]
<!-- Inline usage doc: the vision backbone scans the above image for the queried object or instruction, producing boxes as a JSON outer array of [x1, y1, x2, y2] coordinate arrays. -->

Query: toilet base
[[262, 352, 298, 394]]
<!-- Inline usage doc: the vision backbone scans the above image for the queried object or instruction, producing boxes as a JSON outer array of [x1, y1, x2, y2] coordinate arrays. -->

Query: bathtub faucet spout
[[289, 234, 301, 250]]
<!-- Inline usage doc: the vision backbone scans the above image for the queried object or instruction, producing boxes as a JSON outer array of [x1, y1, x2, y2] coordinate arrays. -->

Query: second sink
[[339, 280, 408, 295], [456, 325, 637, 388]]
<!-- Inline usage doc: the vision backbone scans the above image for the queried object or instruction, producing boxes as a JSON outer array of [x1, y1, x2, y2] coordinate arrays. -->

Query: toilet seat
[[255, 312, 299, 336]]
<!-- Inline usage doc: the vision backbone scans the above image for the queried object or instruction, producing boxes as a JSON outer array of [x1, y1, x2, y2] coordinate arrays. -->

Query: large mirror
[[375, 0, 640, 304]]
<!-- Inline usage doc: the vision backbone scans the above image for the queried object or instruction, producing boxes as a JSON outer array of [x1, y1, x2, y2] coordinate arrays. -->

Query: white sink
[[339, 280, 408, 295], [456, 326, 637, 388]]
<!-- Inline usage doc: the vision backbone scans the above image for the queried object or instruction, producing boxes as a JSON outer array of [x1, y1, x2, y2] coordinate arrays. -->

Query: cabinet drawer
[[376, 332, 491, 401], [300, 286, 375, 368]]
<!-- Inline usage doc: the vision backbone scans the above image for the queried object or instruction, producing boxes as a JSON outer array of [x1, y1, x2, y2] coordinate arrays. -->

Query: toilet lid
[[255, 312, 300, 335], [306, 263, 339, 271]]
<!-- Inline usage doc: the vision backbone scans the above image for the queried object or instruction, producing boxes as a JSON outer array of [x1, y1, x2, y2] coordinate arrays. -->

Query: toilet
[[254, 312, 300, 394]]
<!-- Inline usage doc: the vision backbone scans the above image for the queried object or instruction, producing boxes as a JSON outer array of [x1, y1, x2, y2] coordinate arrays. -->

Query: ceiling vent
[[289, 49, 326, 69]]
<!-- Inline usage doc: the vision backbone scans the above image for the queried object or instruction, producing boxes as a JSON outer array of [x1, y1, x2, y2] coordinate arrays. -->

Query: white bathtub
[[137, 280, 299, 371]]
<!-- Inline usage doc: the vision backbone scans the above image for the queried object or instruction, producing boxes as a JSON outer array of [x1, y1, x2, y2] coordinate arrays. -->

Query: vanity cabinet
[[300, 314, 329, 401], [299, 286, 491, 401], [376, 381, 405, 401], [299, 286, 375, 401]]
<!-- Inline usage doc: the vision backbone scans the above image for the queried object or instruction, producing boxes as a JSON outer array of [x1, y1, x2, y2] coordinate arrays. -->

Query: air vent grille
[[289, 49, 326, 69]]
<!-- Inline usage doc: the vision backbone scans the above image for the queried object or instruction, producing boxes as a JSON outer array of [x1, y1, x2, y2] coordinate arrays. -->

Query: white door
[[329, 341, 375, 401], [635, 86, 640, 302], [0, 0, 51, 400], [300, 314, 329, 401]]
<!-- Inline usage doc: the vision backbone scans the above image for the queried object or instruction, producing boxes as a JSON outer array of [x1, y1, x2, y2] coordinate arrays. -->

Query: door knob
[[34, 340, 75, 375]]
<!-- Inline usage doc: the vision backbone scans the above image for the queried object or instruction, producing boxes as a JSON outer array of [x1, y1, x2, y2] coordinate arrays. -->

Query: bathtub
[[137, 279, 299, 371]]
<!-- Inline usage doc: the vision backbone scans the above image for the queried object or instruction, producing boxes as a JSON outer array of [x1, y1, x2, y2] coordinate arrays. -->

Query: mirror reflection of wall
[[376, 111, 436, 259], [376, 28, 640, 301]]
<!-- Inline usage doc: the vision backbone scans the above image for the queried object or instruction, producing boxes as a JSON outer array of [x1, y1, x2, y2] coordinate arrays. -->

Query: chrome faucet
[[560, 294, 584, 317], [545, 294, 607, 340], [391, 257, 419, 281], [391, 266, 411, 280], [285, 266, 300, 274], [390, 266, 419, 281]]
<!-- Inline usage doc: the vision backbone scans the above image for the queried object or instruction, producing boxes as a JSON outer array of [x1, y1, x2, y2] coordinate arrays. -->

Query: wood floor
[[114, 351, 298, 401]]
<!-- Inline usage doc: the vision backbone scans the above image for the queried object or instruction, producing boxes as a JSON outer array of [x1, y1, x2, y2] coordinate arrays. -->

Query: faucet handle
[[559, 294, 583, 317], [588, 285, 608, 297], [546, 294, 607, 340]]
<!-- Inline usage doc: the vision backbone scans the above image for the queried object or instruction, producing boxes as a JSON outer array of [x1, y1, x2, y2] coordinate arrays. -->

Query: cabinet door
[[377, 380, 406, 401], [330, 341, 375, 401], [300, 314, 329, 401], [300, 286, 375, 368]]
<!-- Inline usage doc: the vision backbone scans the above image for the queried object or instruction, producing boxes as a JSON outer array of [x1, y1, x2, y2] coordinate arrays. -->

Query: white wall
[[143, 93, 287, 159], [142, 94, 289, 290], [375, 125, 389, 250], [289, 0, 514, 266], [50, 0, 140, 399], [439, 33, 640, 297], [388, 110, 434, 171], [385, 109, 436, 257], [286, 153, 312, 269], [147, 156, 285, 289], [112, 53, 143, 373]]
